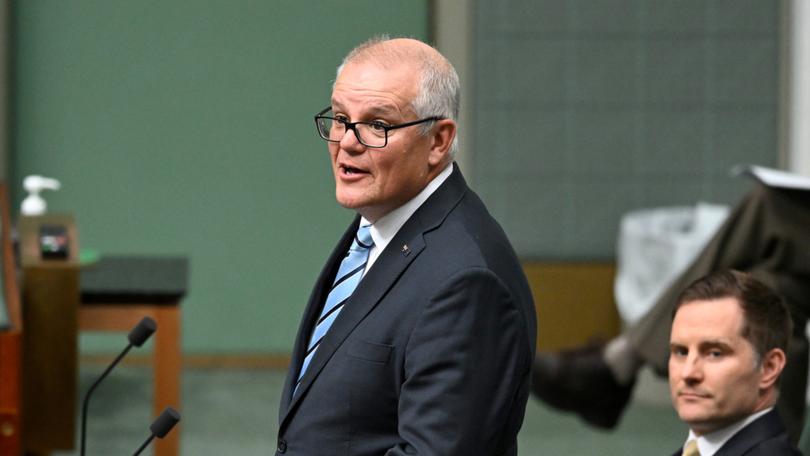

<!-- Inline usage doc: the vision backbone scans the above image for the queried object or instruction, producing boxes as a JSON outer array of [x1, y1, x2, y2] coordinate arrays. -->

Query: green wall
[[12, 1, 429, 353]]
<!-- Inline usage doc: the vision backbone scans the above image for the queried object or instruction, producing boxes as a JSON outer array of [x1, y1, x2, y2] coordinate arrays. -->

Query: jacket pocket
[[347, 339, 393, 365]]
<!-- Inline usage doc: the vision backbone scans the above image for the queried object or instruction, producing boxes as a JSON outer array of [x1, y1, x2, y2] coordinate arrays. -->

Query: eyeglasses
[[314, 107, 444, 148]]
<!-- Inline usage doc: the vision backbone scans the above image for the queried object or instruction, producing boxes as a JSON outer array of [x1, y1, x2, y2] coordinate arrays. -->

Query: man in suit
[[276, 37, 536, 456], [668, 270, 801, 456], [531, 182, 810, 441]]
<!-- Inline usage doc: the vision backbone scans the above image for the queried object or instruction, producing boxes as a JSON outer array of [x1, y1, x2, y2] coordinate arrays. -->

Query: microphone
[[80, 316, 157, 456], [132, 406, 181, 456]]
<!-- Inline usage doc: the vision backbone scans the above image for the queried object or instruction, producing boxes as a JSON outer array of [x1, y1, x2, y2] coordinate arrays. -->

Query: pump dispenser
[[21, 175, 61, 216]]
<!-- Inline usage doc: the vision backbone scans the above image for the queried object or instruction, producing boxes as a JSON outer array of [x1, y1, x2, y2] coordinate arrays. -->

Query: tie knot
[[682, 439, 700, 456], [354, 224, 374, 250]]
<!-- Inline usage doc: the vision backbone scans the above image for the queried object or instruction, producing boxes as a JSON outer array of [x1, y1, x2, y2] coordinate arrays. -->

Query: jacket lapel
[[278, 219, 358, 415], [714, 410, 788, 456], [280, 164, 469, 427]]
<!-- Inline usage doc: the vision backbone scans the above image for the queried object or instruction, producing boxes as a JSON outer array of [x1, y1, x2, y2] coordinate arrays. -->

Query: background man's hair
[[335, 35, 460, 157], [674, 270, 792, 363]]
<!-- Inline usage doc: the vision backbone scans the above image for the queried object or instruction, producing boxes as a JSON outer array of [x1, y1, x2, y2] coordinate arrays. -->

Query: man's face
[[328, 61, 438, 222], [668, 298, 766, 435]]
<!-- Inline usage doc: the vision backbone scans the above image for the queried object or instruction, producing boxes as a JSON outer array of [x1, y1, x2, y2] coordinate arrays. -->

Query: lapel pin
[[401, 244, 411, 256]]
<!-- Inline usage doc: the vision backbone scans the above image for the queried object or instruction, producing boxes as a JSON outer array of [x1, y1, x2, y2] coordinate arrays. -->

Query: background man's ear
[[759, 348, 787, 389]]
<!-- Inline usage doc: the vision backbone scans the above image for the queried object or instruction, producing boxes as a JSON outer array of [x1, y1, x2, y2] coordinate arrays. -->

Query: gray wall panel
[[472, 0, 779, 260]]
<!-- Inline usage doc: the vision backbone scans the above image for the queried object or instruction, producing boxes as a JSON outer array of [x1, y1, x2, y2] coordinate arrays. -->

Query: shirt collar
[[361, 162, 453, 271], [685, 407, 773, 456]]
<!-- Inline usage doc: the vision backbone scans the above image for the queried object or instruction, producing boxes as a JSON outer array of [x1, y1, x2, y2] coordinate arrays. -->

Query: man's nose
[[339, 126, 365, 152], [681, 354, 703, 381]]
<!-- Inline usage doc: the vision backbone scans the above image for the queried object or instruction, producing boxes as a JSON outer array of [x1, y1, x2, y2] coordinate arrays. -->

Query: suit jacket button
[[277, 438, 287, 453]]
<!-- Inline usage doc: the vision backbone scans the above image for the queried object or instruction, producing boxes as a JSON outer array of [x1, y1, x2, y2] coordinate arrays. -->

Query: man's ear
[[759, 347, 787, 390], [427, 119, 456, 167]]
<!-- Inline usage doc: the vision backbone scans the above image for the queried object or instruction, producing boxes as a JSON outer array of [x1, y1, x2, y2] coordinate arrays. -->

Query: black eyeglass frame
[[314, 106, 445, 148]]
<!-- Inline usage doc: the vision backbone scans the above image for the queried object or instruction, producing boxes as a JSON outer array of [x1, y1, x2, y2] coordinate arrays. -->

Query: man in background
[[276, 37, 536, 456], [532, 182, 810, 441], [668, 270, 800, 455]]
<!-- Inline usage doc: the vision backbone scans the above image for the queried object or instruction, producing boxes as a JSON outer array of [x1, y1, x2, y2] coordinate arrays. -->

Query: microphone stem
[[80, 343, 134, 456], [132, 434, 155, 456]]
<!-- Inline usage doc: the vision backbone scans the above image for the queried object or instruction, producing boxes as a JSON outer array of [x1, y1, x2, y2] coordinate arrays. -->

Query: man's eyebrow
[[698, 340, 734, 351], [669, 342, 689, 353], [668, 339, 734, 349], [364, 105, 398, 117], [329, 101, 399, 118]]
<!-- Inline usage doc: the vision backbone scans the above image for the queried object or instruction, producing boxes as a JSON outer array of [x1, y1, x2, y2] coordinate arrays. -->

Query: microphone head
[[128, 317, 157, 347], [150, 407, 181, 438]]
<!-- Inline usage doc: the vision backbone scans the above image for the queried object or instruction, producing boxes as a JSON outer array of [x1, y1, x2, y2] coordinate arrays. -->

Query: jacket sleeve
[[385, 267, 533, 455]]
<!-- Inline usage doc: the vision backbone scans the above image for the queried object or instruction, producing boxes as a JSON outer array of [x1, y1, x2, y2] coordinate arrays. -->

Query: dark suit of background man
[[668, 271, 801, 456], [276, 37, 536, 456]]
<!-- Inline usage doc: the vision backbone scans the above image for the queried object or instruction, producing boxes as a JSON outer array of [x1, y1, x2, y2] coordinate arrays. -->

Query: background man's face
[[668, 298, 765, 435], [328, 60, 435, 222]]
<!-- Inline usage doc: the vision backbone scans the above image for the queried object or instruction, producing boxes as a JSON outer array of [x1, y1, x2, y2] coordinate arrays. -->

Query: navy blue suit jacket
[[277, 164, 537, 455], [672, 409, 802, 456]]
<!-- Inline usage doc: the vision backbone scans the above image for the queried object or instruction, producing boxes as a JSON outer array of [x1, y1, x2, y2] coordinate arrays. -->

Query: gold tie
[[682, 439, 700, 456]]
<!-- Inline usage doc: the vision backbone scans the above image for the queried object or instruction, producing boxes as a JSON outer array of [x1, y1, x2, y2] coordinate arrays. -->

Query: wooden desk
[[18, 215, 80, 454], [79, 256, 188, 456]]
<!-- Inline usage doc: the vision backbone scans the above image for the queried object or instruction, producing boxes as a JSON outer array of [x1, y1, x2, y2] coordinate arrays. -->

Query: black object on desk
[[39, 224, 70, 259], [81, 256, 189, 305]]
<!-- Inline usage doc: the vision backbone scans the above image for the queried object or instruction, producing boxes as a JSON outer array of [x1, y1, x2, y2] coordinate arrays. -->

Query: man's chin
[[679, 412, 726, 435], [335, 191, 376, 217], [678, 405, 711, 424], [335, 193, 363, 210]]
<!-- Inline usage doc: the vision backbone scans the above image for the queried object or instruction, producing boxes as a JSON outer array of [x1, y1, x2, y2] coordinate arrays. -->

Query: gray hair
[[335, 36, 460, 157]]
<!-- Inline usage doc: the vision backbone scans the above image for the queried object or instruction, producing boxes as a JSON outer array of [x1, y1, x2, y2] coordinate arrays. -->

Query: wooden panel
[[523, 262, 620, 352], [19, 215, 80, 453], [0, 336, 21, 455], [0, 182, 22, 455]]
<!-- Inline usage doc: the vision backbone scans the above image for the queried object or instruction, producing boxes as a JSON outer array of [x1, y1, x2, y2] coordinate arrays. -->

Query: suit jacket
[[277, 164, 537, 456], [671, 409, 802, 456]]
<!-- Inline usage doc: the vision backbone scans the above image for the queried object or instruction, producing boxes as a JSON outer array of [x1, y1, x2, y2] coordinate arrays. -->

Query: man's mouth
[[341, 164, 368, 175], [678, 390, 710, 400]]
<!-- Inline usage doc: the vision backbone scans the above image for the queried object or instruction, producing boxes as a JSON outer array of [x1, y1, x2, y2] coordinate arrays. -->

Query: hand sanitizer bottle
[[21, 175, 61, 216]]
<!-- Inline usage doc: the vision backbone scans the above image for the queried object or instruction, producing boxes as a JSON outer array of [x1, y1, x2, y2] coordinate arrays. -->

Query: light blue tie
[[295, 224, 374, 394]]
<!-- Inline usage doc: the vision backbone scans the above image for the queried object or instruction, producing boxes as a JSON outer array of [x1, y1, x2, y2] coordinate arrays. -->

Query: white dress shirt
[[360, 163, 453, 275], [683, 407, 773, 456]]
